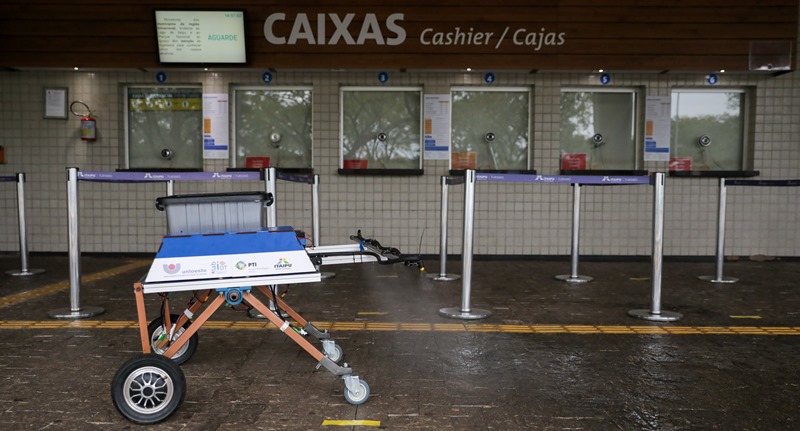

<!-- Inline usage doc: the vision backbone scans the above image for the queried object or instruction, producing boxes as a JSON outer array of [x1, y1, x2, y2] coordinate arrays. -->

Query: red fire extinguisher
[[80, 114, 97, 141], [71, 101, 97, 141]]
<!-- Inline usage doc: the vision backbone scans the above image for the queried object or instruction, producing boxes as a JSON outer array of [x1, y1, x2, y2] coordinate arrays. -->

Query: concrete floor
[[0, 253, 798, 430]]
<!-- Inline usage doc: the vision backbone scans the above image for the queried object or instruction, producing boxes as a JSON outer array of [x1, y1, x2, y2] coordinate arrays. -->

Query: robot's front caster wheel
[[322, 340, 344, 364], [343, 379, 370, 405], [111, 354, 186, 424], [148, 314, 198, 365]]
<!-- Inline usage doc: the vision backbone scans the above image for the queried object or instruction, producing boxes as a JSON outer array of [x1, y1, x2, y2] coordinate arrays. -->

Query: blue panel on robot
[[156, 228, 303, 259]]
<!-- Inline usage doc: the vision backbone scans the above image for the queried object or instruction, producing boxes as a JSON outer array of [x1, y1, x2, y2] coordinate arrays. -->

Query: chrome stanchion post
[[556, 183, 592, 283], [698, 177, 738, 283], [312, 175, 320, 243], [48, 167, 104, 319], [253, 166, 285, 318], [166, 179, 174, 196], [439, 170, 491, 320], [6, 173, 45, 276], [312, 174, 335, 279], [629, 172, 681, 322], [429, 176, 460, 281], [264, 167, 277, 227]]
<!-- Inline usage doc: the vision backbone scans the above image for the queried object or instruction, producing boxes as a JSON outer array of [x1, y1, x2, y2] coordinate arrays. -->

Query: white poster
[[644, 96, 671, 162], [423, 94, 451, 161], [203, 93, 229, 159]]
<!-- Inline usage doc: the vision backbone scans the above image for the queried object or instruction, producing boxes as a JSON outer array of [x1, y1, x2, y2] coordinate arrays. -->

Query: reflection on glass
[[127, 87, 203, 169], [560, 90, 636, 170], [670, 91, 744, 171], [451, 89, 529, 170], [234, 88, 312, 169], [341, 89, 422, 169]]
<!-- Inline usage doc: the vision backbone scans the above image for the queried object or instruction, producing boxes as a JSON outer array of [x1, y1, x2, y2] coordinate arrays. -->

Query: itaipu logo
[[274, 257, 292, 270], [163, 263, 181, 274]]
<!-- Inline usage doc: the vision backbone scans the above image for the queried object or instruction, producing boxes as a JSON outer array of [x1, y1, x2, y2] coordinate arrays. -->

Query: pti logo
[[163, 263, 181, 274], [235, 261, 247, 270]]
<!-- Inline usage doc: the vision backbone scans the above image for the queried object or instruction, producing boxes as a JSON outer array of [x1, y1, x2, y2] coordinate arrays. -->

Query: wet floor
[[0, 253, 798, 430]]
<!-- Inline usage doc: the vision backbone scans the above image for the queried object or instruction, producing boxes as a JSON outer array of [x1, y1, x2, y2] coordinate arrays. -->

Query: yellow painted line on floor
[[0, 320, 799, 335], [0, 259, 150, 309], [358, 312, 388, 315], [366, 322, 399, 331], [730, 315, 762, 319], [322, 419, 381, 427]]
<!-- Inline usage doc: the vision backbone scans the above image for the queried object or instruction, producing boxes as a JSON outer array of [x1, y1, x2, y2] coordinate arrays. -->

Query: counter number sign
[[484, 72, 495, 84], [706, 73, 718, 86], [600, 73, 611, 85], [156, 71, 167, 83], [378, 71, 389, 83], [262, 71, 273, 84]]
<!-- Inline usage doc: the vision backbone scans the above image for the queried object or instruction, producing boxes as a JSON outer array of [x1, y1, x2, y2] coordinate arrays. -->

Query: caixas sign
[[263, 12, 566, 51]]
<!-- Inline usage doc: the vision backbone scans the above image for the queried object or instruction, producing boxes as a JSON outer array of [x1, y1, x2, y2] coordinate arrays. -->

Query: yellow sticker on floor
[[730, 315, 762, 319], [322, 419, 381, 427]]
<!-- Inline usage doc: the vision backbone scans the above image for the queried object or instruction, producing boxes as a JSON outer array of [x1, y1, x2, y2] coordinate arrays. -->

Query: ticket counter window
[[560, 89, 638, 171], [340, 87, 423, 174], [125, 86, 203, 170], [670, 90, 746, 172], [450, 87, 531, 171], [232, 87, 313, 170]]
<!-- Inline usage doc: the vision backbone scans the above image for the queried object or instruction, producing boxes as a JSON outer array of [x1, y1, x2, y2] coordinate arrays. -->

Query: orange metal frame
[[134, 283, 326, 362]]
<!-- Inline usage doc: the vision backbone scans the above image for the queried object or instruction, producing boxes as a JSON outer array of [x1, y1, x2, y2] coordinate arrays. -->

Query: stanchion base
[[627, 309, 682, 322], [5, 268, 46, 276], [438, 307, 492, 320], [427, 273, 461, 281], [320, 272, 336, 280], [555, 274, 593, 283], [47, 306, 105, 320], [697, 275, 739, 284]]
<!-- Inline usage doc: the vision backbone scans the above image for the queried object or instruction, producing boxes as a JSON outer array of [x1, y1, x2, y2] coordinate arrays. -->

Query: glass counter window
[[232, 87, 313, 170], [560, 88, 638, 172], [340, 87, 423, 174], [450, 87, 531, 172], [125, 86, 203, 170], [670, 89, 747, 172]]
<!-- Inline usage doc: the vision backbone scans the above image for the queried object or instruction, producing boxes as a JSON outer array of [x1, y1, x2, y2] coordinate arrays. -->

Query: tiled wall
[[1, 67, 798, 257]]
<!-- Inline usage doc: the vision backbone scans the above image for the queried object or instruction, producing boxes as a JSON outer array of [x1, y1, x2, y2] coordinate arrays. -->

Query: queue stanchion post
[[555, 183, 592, 283], [312, 174, 335, 280], [48, 167, 105, 319], [439, 169, 491, 320], [252, 167, 294, 319], [166, 179, 174, 196], [698, 177, 738, 283], [6, 173, 45, 276], [429, 176, 460, 281], [628, 172, 682, 322], [264, 167, 277, 228]]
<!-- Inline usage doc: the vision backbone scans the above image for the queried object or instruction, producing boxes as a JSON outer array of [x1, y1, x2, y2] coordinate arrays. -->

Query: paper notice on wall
[[203, 93, 229, 159], [644, 96, 671, 162], [423, 94, 451, 161]]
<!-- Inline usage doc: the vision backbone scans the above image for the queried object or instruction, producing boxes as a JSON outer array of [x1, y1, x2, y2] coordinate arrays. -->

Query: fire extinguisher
[[80, 114, 97, 141], [70, 101, 97, 141]]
